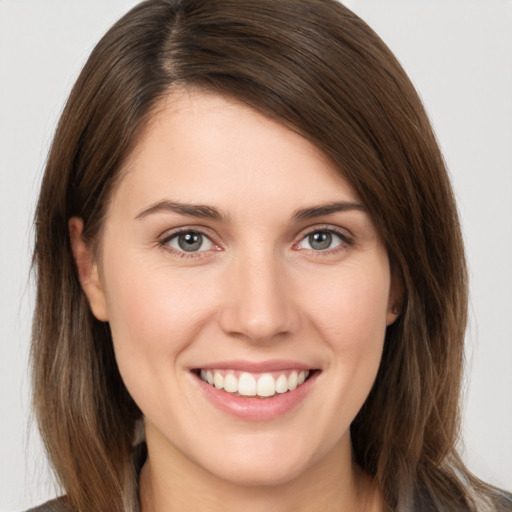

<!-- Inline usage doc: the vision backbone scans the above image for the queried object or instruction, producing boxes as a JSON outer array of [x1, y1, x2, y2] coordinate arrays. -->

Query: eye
[[165, 230, 215, 253], [296, 229, 348, 252]]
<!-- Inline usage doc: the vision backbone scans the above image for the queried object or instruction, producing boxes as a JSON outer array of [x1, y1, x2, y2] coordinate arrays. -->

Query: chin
[[206, 456, 311, 488], [192, 433, 325, 488]]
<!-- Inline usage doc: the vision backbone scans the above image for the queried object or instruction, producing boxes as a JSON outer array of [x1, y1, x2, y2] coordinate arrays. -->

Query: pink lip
[[196, 359, 314, 372], [191, 367, 319, 422]]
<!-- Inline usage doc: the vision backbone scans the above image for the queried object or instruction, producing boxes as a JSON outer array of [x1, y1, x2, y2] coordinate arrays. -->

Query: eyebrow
[[292, 201, 366, 221], [135, 200, 229, 222], [135, 199, 365, 223]]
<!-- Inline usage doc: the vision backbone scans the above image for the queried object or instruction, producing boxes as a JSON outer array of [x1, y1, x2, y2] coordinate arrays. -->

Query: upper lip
[[193, 359, 316, 373]]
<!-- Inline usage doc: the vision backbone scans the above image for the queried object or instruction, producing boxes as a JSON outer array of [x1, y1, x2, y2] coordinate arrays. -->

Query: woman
[[29, 0, 511, 511]]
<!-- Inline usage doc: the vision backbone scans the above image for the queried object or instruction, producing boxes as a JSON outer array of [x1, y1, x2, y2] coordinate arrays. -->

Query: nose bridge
[[219, 246, 299, 342]]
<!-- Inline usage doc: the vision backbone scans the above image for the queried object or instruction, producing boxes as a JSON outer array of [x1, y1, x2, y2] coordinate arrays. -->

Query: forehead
[[103, 89, 366, 232]]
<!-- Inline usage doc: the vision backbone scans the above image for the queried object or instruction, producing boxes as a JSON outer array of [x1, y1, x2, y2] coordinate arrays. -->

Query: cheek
[[104, 255, 212, 338], [301, 263, 390, 409], [100, 257, 218, 400], [305, 262, 391, 350]]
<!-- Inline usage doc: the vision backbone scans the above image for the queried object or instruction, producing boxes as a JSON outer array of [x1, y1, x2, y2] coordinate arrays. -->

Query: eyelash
[[293, 227, 353, 257], [157, 226, 354, 259], [158, 228, 219, 259]]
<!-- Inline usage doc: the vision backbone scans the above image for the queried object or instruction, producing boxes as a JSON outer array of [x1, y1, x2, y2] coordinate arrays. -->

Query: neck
[[139, 425, 381, 512]]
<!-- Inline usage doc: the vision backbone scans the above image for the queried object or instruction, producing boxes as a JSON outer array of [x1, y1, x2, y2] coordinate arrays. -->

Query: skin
[[70, 89, 399, 512]]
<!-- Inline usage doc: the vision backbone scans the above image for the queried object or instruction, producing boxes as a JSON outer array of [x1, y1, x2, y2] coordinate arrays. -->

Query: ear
[[386, 269, 404, 326], [68, 217, 109, 322]]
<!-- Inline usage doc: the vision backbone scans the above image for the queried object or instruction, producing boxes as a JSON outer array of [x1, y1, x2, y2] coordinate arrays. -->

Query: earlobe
[[386, 302, 401, 326], [68, 217, 109, 322], [386, 270, 404, 326]]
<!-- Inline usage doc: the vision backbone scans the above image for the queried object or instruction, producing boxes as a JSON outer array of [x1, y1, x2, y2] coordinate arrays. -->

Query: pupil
[[309, 231, 332, 250], [178, 232, 202, 252]]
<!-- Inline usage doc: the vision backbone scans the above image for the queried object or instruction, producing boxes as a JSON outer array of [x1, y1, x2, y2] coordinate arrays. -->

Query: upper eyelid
[[294, 224, 353, 242], [158, 225, 218, 242]]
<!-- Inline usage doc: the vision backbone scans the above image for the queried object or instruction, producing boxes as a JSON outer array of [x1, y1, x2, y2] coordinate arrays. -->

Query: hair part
[[32, 1, 511, 511]]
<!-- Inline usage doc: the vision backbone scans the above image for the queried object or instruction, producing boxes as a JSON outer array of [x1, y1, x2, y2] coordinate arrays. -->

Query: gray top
[[25, 497, 69, 512]]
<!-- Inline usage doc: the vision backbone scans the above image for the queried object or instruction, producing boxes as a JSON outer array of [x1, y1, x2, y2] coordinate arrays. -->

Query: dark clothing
[[26, 497, 69, 512]]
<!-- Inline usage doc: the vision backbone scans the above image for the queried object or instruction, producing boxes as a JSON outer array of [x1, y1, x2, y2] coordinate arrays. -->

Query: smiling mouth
[[195, 369, 315, 398]]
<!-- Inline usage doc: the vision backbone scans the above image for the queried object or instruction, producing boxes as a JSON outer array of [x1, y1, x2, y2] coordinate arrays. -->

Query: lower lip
[[192, 371, 319, 421]]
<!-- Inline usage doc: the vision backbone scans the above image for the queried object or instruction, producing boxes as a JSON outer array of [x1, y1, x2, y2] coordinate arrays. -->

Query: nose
[[218, 250, 300, 343]]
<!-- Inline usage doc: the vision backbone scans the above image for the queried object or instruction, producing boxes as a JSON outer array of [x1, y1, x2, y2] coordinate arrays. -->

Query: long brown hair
[[32, 1, 511, 510]]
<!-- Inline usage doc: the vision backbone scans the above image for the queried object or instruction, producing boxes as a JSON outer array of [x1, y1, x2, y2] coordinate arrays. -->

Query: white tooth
[[200, 370, 207, 382], [238, 372, 257, 396], [224, 373, 238, 393], [206, 370, 214, 385], [298, 371, 306, 385], [257, 374, 276, 397], [275, 374, 288, 393], [213, 372, 224, 389], [288, 371, 298, 391]]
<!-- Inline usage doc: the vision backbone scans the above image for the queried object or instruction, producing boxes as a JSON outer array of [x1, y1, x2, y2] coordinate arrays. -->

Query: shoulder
[[25, 497, 71, 512]]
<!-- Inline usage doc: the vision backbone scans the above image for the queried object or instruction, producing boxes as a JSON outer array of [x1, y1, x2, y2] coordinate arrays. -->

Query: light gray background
[[1, 1, 511, 510]]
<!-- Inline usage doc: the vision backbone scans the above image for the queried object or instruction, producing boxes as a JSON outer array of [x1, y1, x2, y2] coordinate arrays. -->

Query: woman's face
[[75, 90, 399, 486]]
